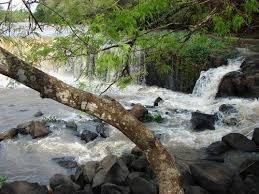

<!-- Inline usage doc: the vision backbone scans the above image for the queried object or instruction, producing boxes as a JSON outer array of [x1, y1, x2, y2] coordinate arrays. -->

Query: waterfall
[[192, 58, 243, 100]]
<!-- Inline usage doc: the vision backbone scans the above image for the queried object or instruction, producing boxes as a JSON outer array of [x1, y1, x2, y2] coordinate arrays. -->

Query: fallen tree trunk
[[0, 47, 183, 194]]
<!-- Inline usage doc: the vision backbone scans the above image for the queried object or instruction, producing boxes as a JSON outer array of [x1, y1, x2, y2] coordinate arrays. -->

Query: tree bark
[[0, 47, 183, 194]]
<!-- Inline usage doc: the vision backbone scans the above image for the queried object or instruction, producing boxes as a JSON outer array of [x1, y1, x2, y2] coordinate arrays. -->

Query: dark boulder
[[96, 123, 109, 138], [0, 181, 48, 194], [217, 55, 259, 98], [65, 121, 77, 130], [74, 166, 85, 188], [130, 104, 148, 121], [129, 177, 158, 194], [222, 133, 258, 152], [120, 153, 135, 167], [189, 162, 234, 194], [219, 104, 238, 114], [209, 54, 228, 68], [52, 156, 78, 169], [131, 146, 143, 157], [101, 183, 130, 194], [34, 111, 44, 117], [206, 141, 230, 155], [252, 128, 259, 146], [243, 174, 259, 194], [29, 121, 51, 139], [82, 161, 99, 184], [53, 184, 76, 194], [191, 112, 216, 131], [239, 159, 259, 177], [228, 174, 247, 194], [92, 155, 129, 189], [185, 186, 209, 194], [17, 121, 32, 135], [80, 130, 98, 143], [130, 156, 149, 172], [0, 128, 18, 141], [49, 174, 80, 191], [153, 97, 163, 106]]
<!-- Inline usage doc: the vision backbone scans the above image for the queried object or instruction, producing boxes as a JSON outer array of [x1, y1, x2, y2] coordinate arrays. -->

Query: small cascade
[[192, 58, 243, 100]]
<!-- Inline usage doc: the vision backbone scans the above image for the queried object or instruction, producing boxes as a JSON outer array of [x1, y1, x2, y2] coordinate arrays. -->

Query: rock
[[229, 174, 247, 194], [130, 104, 148, 121], [34, 111, 44, 117], [92, 155, 129, 189], [206, 141, 230, 155], [101, 183, 130, 194], [131, 146, 143, 157], [185, 186, 209, 194], [120, 153, 135, 167], [222, 133, 258, 152], [66, 121, 77, 130], [219, 104, 238, 114], [153, 97, 163, 106], [252, 128, 259, 146], [217, 55, 259, 98], [17, 121, 32, 135], [209, 54, 228, 68], [190, 162, 234, 194], [83, 161, 99, 184], [130, 156, 149, 172], [129, 177, 158, 194], [0, 128, 18, 141], [127, 172, 147, 182], [191, 111, 216, 131], [205, 155, 225, 163], [49, 174, 80, 191], [29, 121, 51, 139], [52, 156, 78, 169], [96, 123, 109, 138], [0, 181, 48, 194], [53, 184, 76, 194], [243, 174, 259, 194], [74, 166, 85, 188], [75, 184, 93, 194], [239, 159, 259, 177], [80, 130, 98, 143]]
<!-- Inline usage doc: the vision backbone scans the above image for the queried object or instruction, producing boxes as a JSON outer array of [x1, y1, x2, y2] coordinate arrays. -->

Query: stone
[[130, 104, 148, 121], [153, 97, 163, 106], [239, 159, 259, 177], [252, 128, 259, 146], [29, 121, 51, 139], [101, 183, 130, 194], [74, 166, 85, 188], [228, 174, 247, 194], [49, 174, 80, 191], [130, 156, 149, 172], [0, 128, 18, 141], [34, 111, 44, 117], [52, 156, 78, 169], [96, 123, 109, 138], [92, 155, 129, 189], [120, 153, 135, 167], [185, 186, 209, 194], [219, 104, 238, 114], [191, 111, 216, 131], [80, 130, 98, 143], [222, 133, 258, 152], [127, 172, 146, 182], [131, 146, 143, 157], [243, 174, 259, 194], [190, 162, 234, 194], [0, 181, 48, 194], [209, 54, 228, 68], [53, 184, 76, 194], [82, 161, 99, 184], [129, 177, 158, 194], [66, 121, 77, 130], [17, 121, 32, 135], [206, 141, 230, 155]]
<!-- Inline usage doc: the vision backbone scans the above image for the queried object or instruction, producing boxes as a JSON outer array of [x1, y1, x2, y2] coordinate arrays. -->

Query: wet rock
[[80, 130, 98, 143], [222, 133, 258, 152], [129, 177, 158, 194], [65, 121, 77, 130], [49, 174, 80, 191], [209, 54, 228, 68], [52, 156, 78, 169], [92, 155, 129, 189], [0, 181, 48, 194], [96, 123, 109, 138], [75, 184, 93, 194], [239, 159, 259, 177], [190, 162, 234, 194], [74, 166, 85, 188], [153, 97, 163, 106], [130, 104, 148, 121], [205, 155, 225, 163], [243, 174, 259, 193], [131, 146, 143, 157], [185, 186, 209, 194], [34, 111, 44, 117], [206, 141, 230, 155], [0, 128, 18, 141], [127, 172, 147, 182], [53, 184, 76, 194], [101, 183, 130, 194], [191, 112, 216, 131], [82, 161, 99, 184], [29, 121, 51, 139], [219, 104, 238, 114], [229, 174, 247, 194], [130, 156, 149, 172], [252, 128, 259, 146], [17, 121, 32, 135]]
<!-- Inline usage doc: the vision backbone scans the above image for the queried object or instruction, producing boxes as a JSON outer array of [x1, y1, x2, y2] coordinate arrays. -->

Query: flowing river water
[[1, 56, 259, 184]]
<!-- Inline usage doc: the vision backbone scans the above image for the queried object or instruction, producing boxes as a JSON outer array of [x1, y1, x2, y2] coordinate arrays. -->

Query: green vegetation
[[0, 9, 28, 22], [142, 114, 164, 123], [0, 175, 7, 187]]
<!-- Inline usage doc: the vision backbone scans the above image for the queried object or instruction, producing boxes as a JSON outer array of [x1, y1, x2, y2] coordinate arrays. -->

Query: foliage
[[0, 175, 7, 187], [142, 114, 164, 123], [0, 9, 28, 22]]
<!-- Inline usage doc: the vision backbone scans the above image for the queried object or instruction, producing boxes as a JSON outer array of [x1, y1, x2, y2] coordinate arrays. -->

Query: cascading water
[[1, 56, 259, 184]]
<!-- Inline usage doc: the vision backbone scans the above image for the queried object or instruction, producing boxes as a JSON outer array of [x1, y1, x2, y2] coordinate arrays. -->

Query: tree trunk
[[0, 47, 183, 194]]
